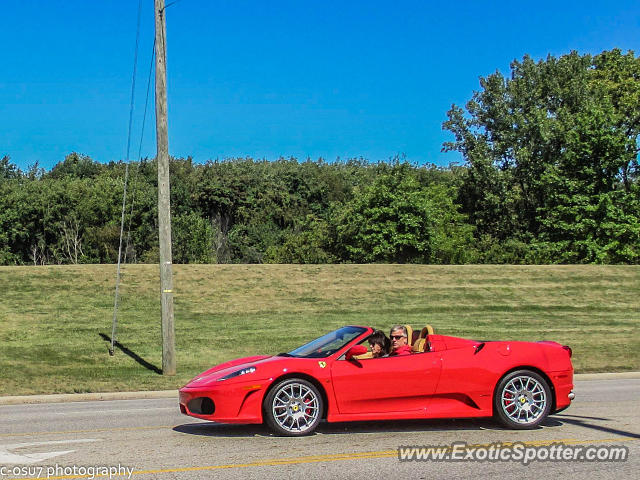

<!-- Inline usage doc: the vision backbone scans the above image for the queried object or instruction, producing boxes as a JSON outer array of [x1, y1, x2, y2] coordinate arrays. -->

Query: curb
[[1, 372, 639, 406]]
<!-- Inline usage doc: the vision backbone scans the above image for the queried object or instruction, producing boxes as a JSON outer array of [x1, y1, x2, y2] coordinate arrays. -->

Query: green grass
[[0, 264, 638, 396]]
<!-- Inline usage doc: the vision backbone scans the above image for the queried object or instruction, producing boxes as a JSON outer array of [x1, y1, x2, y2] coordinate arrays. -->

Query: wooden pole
[[155, 0, 176, 376]]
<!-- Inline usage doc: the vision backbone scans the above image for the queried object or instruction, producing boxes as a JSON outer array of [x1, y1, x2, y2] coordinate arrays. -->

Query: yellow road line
[[6, 436, 637, 480]]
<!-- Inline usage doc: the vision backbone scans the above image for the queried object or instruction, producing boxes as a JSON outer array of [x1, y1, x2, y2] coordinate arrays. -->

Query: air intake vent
[[187, 397, 215, 415]]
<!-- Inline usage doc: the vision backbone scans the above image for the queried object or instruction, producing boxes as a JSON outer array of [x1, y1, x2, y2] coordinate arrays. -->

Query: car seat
[[412, 324, 435, 352], [404, 324, 414, 348]]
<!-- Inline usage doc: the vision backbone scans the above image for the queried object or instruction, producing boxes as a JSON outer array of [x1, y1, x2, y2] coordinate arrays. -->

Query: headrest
[[421, 325, 434, 336], [404, 325, 414, 346], [413, 325, 435, 352], [412, 338, 425, 352]]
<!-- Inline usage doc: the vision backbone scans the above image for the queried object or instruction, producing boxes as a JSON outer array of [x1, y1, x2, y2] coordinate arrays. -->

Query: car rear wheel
[[263, 378, 323, 436], [494, 370, 552, 429]]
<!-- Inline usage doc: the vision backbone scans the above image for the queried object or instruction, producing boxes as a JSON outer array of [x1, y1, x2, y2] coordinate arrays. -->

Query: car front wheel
[[263, 378, 323, 436], [494, 370, 552, 429]]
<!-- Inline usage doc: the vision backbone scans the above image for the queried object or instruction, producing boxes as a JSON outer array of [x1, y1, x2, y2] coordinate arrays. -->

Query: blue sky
[[1, 0, 638, 171]]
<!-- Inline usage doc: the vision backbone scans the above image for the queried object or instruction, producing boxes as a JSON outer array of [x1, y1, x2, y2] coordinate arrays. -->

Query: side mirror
[[345, 344, 368, 360]]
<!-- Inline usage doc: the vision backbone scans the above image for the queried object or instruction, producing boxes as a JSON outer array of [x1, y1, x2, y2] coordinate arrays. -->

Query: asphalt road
[[0, 379, 638, 480]]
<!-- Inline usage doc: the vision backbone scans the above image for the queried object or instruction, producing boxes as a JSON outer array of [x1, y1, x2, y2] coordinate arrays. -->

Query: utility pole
[[155, 0, 176, 375]]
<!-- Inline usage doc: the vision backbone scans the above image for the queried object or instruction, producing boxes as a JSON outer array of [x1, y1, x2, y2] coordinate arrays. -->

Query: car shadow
[[173, 417, 552, 438], [317, 417, 500, 434], [551, 413, 640, 439], [173, 422, 273, 438]]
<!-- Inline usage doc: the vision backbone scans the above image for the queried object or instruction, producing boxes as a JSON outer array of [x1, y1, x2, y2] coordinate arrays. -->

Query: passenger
[[368, 330, 390, 358], [389, 325, 412, 356]]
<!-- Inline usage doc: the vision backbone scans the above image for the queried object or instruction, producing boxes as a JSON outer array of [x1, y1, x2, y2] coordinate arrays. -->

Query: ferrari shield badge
[[318, 361, 327, 368]]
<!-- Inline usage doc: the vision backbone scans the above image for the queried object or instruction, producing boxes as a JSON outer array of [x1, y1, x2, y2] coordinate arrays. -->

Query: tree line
[[1, 49, 638, 265]]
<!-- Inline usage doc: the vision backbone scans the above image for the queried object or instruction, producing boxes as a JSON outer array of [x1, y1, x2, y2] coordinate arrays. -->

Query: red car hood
[[182, 355, 283, 388]]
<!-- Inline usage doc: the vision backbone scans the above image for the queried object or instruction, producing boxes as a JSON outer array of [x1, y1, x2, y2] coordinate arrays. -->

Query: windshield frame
[[286, 326, 368, 358]]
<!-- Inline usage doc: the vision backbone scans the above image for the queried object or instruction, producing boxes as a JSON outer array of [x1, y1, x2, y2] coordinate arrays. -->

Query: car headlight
[[217, 366, 256, 381]]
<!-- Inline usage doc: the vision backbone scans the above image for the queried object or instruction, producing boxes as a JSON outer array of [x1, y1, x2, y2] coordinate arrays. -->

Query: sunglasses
[[390, 335, 406, 340]]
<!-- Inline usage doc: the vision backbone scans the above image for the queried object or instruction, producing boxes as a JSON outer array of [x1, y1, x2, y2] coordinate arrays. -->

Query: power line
[[163, 0, 185, 10], [138, 39, 156, 162], [111, 0, 144, 356], [124, 39, 156, 265], [125, 0, 143, 165]]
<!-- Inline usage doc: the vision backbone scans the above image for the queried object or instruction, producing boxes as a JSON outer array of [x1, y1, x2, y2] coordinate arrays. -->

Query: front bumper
[[179, 381, 266, 424]]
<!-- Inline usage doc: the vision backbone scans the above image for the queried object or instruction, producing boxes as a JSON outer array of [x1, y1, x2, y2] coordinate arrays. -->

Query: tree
[[48, 153, 103, 179], [0, 156, 21, 180], [265, 214, 337, 264], [172, 212, 215, 263], [443, 49, 640, 263], [329, 167, 468, 263]]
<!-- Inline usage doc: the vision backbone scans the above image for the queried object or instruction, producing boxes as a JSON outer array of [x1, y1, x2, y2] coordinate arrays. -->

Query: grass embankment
[[0, 265, 638, 396]]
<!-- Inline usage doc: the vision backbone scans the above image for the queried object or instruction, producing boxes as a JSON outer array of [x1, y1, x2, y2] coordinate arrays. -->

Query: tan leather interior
[[353, 324, 435, 359], [353, 351, 374, 360], [412, 324, 435, 352], [403, 324, 414, 347]]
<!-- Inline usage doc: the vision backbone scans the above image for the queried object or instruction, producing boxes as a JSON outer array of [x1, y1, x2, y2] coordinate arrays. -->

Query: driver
[[389, 325, 412, 356]]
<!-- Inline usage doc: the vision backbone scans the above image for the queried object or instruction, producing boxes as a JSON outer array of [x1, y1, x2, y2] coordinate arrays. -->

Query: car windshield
[[286, 326, 367, 358]]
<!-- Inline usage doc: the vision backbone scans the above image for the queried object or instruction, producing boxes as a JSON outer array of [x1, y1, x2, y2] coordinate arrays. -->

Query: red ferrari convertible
[[179, 325, 574, 436]]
